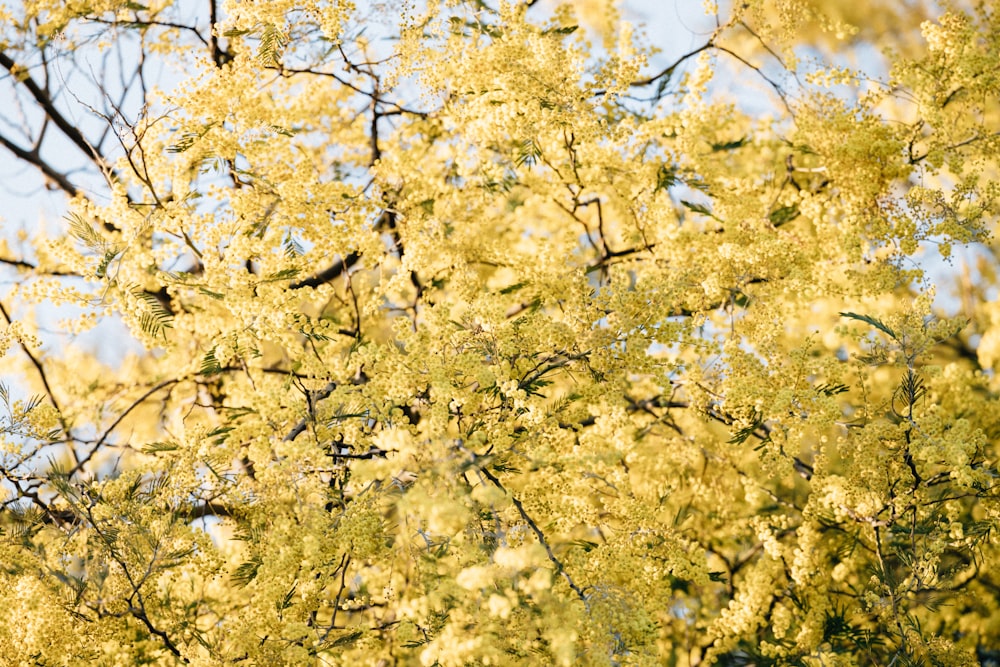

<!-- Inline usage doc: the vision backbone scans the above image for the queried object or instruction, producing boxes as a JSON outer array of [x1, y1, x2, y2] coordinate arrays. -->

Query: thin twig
[[478, 465, 589, 606], [69, 378, 179, 477]]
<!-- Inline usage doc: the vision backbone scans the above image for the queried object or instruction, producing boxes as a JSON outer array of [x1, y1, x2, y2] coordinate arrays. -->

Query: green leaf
[[857, 352, 888, 366], [276, 581, 297, 614], [66, 213, 107, 252], [728, 409, 765, 445], [167, 132, 199, 154], [268, 124, 295, 137], [893, 368, 926, 413], [198, 287, 226, 299], [257, 23, 287, 67], [839, 312, 897, 340], [816, 382, 849, 396], [499, 281, 527, 295], [655, 165, 678, 193], [3, 504, 46, 544], [263, 267, 301, 282], [200, 347, 222, 375], [231, 558, 262, 587], [128, 284, 173, 340], [96, 249, 122, 278], [327, 630, 364, 648], [681, 200, 713, 217], [710, 137, 747, 151], [491, 460, 520, 474], [167, 122, 216, 154], [475, 22, 503, 38], [207, 426, 235, 444], [769, 204, 800, 227], [22, 394, 43, 413], [515, 138, 541, 167], [159, 546, 196, 568], [543, 25, 579, 35], [142, 441, 179, 453], [282, 233, 305, 258], [300, 328, 333, 341], [569, 539, 598, 552]]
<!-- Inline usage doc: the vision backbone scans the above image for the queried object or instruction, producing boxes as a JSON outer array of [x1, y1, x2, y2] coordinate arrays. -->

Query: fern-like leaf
[[142, 441, 179, 453], [66, 213, 106, 252], [263, 267, 301, 282], [283, 233, 305, 258], [231, 557, 262, 587], [681, 199, 714, 217], [728, 409, 766, 445], [257, 23, 287, 67], [128, 285, 173, 340], [515, 138, 541, 167], [200, 347, 222, 375], [816, 382, 849, 396], [840, 311, 897, 341]]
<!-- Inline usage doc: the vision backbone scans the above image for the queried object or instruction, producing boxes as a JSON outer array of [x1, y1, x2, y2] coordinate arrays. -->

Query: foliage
[[0, 0, 999, 664]]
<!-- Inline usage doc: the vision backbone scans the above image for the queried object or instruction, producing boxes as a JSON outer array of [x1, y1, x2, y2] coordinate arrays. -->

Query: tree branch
[[0, 50, 110, 171], [68, 378, 180, 477], [478, 465, 589, 606], [0, 130, 80, 197]]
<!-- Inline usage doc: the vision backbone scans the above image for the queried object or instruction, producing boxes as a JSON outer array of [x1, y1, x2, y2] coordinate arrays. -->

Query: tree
[[0, 0, 998, 664]]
